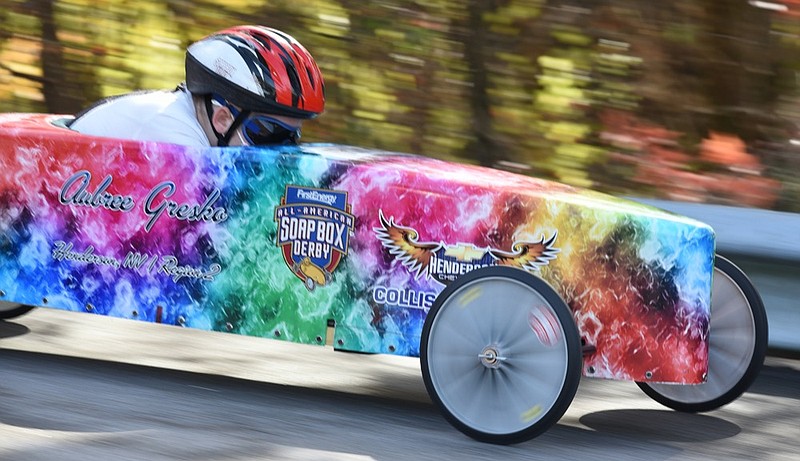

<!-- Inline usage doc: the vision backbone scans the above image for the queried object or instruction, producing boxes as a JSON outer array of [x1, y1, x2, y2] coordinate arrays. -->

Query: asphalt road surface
[[1, 309, 798, 461]]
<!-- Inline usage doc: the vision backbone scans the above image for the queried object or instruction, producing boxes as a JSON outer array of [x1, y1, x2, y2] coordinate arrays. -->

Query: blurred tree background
[[2, 0, 799, 211]]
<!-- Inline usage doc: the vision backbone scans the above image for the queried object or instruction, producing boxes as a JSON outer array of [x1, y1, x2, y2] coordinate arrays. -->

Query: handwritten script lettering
[[51, 242, 223, 282], [59, 171, 135, 212], [143, 182, 228, 232], [58, 170, 229, 232], [157, 256, 222, 282], [52, 241, 121, 269]]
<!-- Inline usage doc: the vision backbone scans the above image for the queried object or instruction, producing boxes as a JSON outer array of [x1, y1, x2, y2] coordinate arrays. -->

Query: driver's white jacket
[[70, 87, 210, 147]]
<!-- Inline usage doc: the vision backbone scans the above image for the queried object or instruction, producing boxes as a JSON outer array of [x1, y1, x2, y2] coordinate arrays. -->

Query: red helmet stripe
[[224, 26, 323, 112], [190, 25, 324, 116]]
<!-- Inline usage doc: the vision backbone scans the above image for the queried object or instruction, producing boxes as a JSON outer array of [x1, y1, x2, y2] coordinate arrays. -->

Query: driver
[[70, 25, 325, 147]]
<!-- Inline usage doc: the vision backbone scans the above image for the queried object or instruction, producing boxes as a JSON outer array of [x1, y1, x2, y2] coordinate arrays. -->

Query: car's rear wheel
[[421, 266, 581, 444], [636, 255, 768, 412]]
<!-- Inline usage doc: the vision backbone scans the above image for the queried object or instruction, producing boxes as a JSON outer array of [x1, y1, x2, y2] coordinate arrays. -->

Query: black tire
[[421, 266, 582, 444], [0, 302, 35, 320], [637, 255, 768, 412]]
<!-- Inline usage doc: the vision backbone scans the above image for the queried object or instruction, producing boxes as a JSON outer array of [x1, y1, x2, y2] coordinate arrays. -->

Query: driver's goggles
[[214, 96, 301, 146]]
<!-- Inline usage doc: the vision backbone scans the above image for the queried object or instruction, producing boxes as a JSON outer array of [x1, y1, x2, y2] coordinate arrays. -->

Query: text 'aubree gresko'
[[58, 170, 229, 231]]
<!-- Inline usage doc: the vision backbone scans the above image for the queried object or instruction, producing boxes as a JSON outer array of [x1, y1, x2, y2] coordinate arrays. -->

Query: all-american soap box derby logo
[[275, 185, 355, 291], [375, 210, 559, 285]]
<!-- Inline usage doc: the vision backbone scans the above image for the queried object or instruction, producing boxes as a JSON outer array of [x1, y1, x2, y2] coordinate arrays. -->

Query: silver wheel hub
[[478, 345, 507, 369]]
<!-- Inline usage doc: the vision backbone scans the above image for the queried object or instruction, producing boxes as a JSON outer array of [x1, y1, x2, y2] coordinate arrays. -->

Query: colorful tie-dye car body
[[0, 114, 768, 444]]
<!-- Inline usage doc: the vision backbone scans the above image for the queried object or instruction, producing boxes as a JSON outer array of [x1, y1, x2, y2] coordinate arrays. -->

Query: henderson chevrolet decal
[[374, 210, 559, 285]]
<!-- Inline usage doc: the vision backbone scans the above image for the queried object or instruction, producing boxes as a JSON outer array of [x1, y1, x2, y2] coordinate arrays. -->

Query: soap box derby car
[[0, 113, 768, 444]]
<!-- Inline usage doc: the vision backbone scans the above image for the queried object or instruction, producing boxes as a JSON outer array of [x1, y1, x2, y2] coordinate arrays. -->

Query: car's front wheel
[[421, 266, 582, 444]]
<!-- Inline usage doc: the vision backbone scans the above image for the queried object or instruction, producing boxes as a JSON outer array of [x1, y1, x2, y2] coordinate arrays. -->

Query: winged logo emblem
[[375, 210, 441, 278], [488, 235, 560, 270], [374, 210, 559, 284]]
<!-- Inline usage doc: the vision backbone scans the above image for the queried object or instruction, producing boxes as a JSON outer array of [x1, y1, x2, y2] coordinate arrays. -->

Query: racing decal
[[275, 185, 355, 291], [59, 170, 229, 232], [374, 210, 559, 285], [371, 285, 438, 310], [50, 170, 227, 282]]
